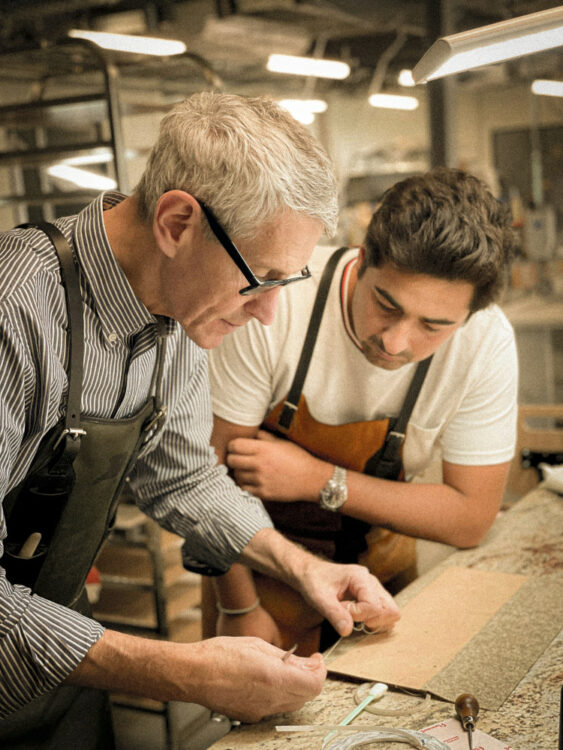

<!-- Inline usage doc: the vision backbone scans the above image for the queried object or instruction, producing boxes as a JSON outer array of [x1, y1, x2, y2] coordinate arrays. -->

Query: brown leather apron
[[202, 249, 431, 655], [0, 223, 168, 749]]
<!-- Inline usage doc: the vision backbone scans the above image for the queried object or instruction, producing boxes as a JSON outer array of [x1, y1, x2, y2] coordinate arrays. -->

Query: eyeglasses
[[196, 199, 312, 296]]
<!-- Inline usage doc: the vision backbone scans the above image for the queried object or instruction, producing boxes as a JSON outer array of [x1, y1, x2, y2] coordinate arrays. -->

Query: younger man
[[206, 167, 519, 653]]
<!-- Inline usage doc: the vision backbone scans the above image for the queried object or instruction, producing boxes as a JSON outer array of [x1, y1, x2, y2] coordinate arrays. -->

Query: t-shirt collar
[[340, 255, 363, 351]]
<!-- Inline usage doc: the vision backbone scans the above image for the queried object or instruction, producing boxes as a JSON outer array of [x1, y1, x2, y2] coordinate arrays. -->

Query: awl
[[455, 693, 480, 750]]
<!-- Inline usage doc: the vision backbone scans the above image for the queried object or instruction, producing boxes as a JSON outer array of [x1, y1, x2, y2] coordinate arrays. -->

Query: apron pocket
[[2, 542, 48, 589]]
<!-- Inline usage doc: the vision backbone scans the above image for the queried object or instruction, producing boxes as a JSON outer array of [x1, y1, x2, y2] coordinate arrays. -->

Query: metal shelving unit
[[0, 39, 223, 228], [92, 496, 203, 750], [0, 39, 222, 748], [0, 39, 131, 225]]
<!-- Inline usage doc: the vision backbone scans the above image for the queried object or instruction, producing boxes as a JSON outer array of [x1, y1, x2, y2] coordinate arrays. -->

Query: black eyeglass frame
[[196, 199, 311, 296]]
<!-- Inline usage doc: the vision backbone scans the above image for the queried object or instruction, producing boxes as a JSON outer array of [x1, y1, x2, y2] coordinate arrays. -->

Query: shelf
[[0, 94, 109, 127], [96, 544, 198, 589], [93, 498, 203, 652], [0, 189, 99, 206], [0, 38, 129, 226], [92, 582, 201, 631], [0, 141, 115, 167]]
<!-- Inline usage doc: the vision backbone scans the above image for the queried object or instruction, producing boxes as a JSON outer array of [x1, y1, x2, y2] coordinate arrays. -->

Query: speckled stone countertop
[[209, 487, 563, 750]]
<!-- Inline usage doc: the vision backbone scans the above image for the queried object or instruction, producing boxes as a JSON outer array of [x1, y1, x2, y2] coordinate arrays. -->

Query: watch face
[[320, 478, 346, 511]]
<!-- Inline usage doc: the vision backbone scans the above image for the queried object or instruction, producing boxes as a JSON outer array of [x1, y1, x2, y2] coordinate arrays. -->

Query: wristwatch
[[319, 465, 348, 512]]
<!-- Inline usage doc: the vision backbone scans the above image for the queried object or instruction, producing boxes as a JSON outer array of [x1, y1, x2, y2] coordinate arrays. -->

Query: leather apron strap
[[277, 247, 349, 430]]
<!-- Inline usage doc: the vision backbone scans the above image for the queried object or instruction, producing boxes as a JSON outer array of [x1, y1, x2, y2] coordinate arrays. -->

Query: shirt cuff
[[181, 491, 274, 576], [0, 579, 104, 718]]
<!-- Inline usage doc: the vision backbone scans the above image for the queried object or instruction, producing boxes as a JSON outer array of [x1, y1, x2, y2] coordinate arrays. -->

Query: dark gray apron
[[0, 223, 168, 749]]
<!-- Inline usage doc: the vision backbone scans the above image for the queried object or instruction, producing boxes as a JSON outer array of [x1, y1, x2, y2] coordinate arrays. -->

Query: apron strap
[[140, 318, 169, 437], [19, 222, 86, 459], [278, 247, 349, 430], [369, 354, 433, 480]]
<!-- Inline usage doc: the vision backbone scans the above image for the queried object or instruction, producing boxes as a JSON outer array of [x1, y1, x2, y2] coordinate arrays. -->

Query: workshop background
[[0, 1, 561, 749]]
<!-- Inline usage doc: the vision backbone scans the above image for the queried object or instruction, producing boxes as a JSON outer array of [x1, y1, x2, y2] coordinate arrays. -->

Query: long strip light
[[48, 165, 117, 190], [60, 149, 137, 167], [278, 99, 328, 124], [69, 29, 187, 56], [368, 93, 419, 111], [267, 53, 350, 80], [531, 78, 563, 97], [413, 6, 563, 84]]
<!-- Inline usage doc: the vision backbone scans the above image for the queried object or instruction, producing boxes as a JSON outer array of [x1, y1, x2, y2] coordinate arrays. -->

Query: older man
[[0, 92, 398, 749]]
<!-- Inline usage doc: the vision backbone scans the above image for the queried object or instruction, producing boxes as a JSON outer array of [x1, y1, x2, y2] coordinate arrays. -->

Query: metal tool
[[455, 693, 480, 750], [281, 644, 298, 662]]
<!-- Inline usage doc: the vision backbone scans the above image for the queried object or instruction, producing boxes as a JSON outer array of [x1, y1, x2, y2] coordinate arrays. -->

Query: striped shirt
[[0, 192, 272, 718]]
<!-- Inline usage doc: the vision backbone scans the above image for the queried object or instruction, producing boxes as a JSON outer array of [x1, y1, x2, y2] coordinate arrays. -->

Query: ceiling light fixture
[[267, 53, 350, 80], [398, 69, 415, 87], [278, 99, 328, 125], [69, 29, 187, 56], [59, 148, 138, 167], [368, 93, 419, 111], [531, 78, 563, 97], [412, 6, 563, 84], [48, 164, 117, 190]]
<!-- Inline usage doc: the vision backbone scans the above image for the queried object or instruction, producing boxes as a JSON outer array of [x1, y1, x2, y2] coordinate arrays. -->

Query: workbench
[[208, 486, 563, 750]]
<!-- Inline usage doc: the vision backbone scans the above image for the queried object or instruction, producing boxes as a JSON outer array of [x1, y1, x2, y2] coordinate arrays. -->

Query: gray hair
[[135, 92, 338, 239]]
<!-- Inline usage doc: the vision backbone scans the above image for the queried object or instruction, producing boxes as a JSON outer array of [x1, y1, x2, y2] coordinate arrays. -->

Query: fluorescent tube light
[[281, 99, 328, 114], [283, 109, 314, 125], [61, 150, 113, 167], [368, 93, 419, 110], [278, 99, 328, 125], [531, 78, 563, 97], [398, 69, 415, 87], [412, 6, 563, 84], [279, 99, 327, 114], [48, 165, 117, 190], [267, 54, 350, 80], [69, 29, 187, 56], [60, 148, 137, 167]]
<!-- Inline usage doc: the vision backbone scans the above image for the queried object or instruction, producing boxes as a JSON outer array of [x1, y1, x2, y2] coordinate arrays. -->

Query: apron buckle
[[144, 405, 168, 434], [387, 430, 405, 445], [278, 401, 298, 431], [52, 427, 87, 451]]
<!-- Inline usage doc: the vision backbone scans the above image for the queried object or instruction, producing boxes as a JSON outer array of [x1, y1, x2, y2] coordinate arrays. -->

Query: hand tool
[[322, 682, 388, 744], [281, 643, 298, 661], [338, 682, 388, 726], [455, 693, 479, 750], [18, 532, 42, 558]]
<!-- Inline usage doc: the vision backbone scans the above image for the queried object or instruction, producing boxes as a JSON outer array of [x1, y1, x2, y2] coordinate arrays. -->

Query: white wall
[[316, 79, 562, 199], [321, 89, 429, 187]]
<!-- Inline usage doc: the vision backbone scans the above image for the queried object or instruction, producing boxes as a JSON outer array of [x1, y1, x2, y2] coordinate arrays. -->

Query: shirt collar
[[340, 255, 363, 351], [73, 191, 176, 343]]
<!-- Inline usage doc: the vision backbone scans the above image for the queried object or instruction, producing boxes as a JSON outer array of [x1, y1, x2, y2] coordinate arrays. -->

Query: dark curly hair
[[360, 168, 518, 311]]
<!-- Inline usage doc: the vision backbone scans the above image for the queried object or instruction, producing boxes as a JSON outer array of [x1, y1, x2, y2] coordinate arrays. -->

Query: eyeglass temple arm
[[198, 201, 258, 287]]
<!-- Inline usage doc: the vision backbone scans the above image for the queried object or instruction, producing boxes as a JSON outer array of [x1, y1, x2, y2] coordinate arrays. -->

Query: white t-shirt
[[209, 246, 518, 479]]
